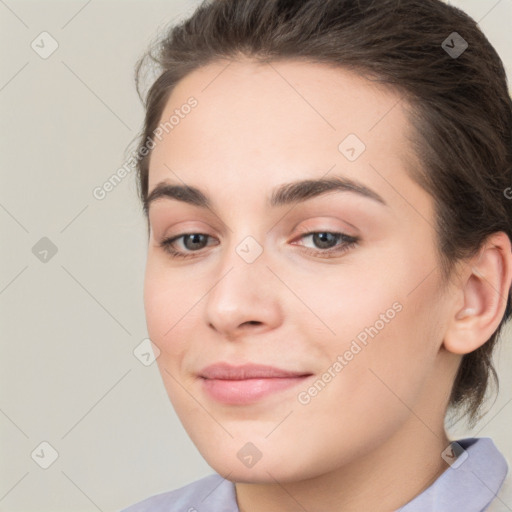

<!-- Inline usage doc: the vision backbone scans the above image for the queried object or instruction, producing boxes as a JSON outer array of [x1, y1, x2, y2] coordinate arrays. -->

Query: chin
[[199, 445, 316, 484]]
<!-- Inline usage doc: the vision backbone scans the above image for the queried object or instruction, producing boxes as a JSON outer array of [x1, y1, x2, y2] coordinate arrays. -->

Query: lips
[[199, 362, 311, 380], [199, 363, 313, 405]]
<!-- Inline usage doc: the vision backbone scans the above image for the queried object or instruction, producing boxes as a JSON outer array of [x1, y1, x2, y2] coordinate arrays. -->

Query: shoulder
[[486, 446, 511, 512], [120, 473, 238, 512]]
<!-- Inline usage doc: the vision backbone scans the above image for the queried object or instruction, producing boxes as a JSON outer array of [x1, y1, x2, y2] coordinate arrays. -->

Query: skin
[[143, 58, 512, 512]]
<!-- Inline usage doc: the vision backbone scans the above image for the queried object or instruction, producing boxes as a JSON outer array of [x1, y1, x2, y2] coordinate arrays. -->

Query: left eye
[[298, 232, 348, 250], [292, 231, 359, 258]]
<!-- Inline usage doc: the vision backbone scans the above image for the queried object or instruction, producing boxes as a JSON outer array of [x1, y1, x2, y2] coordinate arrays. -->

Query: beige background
[[0, 1, 511, 510]]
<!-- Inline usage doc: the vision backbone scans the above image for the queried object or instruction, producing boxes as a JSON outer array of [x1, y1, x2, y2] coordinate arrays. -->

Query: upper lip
[[199, 363, 312, 380]]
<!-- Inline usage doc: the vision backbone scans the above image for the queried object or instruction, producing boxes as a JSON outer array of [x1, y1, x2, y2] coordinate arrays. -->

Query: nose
[[203, 238, 283, 340]]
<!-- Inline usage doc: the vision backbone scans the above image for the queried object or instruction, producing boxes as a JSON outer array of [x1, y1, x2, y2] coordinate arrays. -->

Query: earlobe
[[443, 232, 512, 355]]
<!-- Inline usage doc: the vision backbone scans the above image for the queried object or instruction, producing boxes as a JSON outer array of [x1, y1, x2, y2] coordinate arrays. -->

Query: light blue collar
[[398, 437, 508, 511], [122, 437, 508, 512]]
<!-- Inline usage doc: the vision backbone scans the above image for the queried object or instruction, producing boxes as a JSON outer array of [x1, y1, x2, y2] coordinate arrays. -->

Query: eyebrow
[[144, 175, 387, 215]]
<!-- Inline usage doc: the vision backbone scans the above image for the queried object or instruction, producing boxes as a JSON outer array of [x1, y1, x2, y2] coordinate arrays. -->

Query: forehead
[[147, 58, 420, 209]]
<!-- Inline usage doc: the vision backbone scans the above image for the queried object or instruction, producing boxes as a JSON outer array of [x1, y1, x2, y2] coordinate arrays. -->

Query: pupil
[[185, 234, 205, 250], [314, 232, 337, 249]]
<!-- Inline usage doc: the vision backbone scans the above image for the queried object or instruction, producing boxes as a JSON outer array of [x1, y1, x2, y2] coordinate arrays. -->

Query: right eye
[[159, 233, 218, 259]]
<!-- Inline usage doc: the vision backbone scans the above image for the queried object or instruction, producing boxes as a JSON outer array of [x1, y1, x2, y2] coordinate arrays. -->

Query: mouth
[[199, 363, 313, 405]]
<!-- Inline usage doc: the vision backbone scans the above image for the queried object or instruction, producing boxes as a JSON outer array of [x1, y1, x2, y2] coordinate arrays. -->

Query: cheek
[[292, 278, 442, 465], [143, 259, 197, 359], [311, 242, 442, 401], [300, 249, 403, 352], [143, 264, 203, 413]]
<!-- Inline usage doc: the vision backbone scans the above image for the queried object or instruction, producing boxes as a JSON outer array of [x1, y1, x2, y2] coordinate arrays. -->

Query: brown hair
[[133, 0, 512, 425]]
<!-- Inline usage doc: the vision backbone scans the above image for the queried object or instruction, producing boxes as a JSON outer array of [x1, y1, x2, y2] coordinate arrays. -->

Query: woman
[[122, 0, 512, 510]]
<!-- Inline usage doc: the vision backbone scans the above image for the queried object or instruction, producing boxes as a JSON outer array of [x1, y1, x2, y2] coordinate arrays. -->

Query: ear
[[443, 232, 512, 355]]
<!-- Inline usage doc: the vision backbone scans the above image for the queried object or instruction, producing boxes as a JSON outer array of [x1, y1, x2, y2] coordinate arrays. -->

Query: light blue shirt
[[121, 437, 508, 512]]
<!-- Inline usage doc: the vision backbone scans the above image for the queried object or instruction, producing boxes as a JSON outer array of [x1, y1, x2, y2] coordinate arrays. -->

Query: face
[[143, 59, 456, 483]]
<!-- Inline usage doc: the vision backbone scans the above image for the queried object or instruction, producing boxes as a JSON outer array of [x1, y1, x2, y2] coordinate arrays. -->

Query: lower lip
[[201, 376, 311, 405]]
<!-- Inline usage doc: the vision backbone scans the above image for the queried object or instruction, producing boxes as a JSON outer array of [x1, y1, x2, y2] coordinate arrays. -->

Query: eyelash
[[158, 231, 359, 260]]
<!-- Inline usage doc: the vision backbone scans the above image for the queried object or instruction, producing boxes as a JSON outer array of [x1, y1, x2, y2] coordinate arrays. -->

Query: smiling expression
[[142, 58, 457, 483]]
